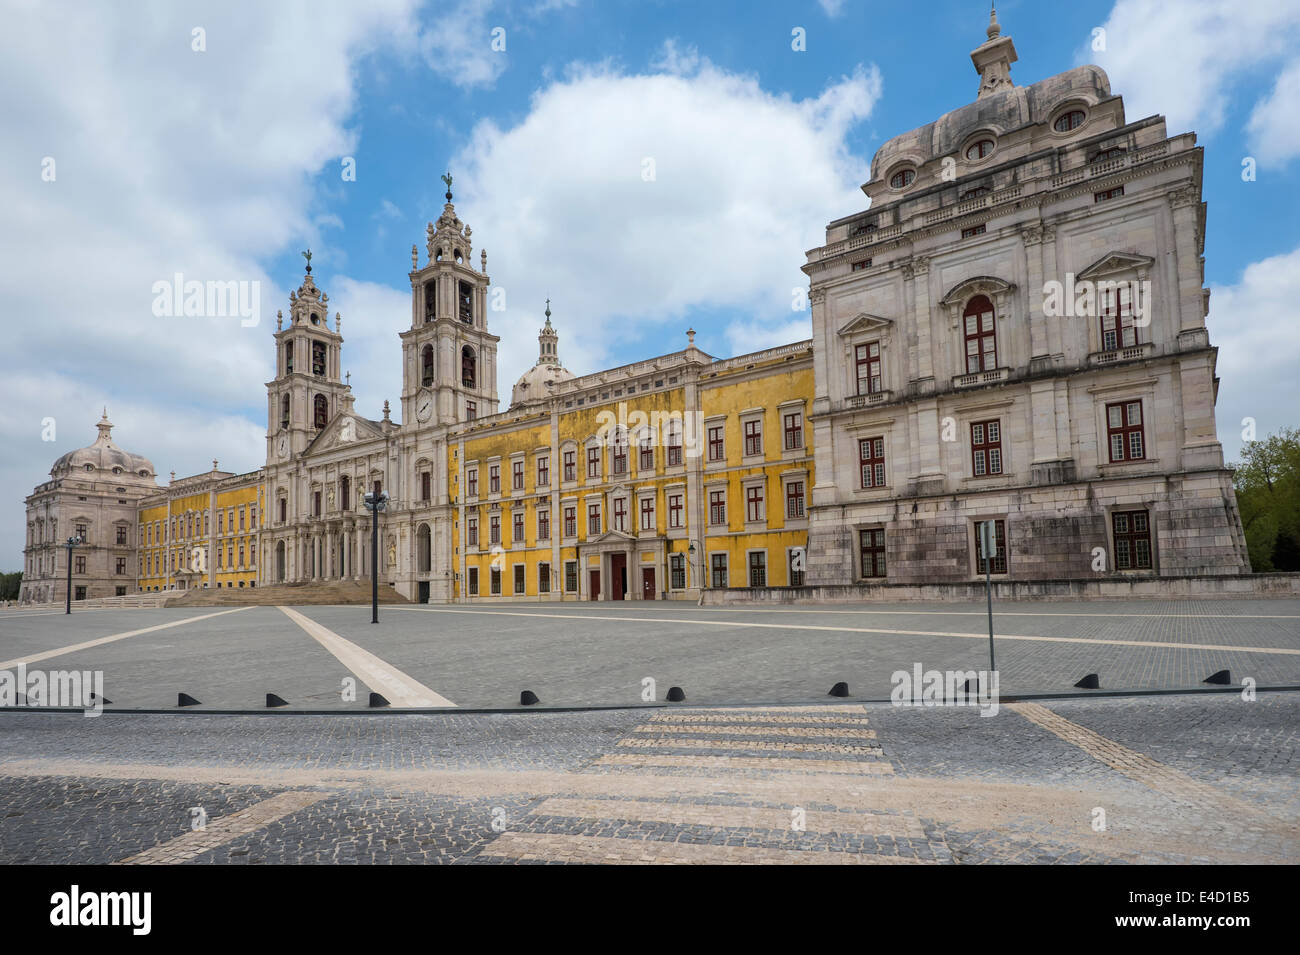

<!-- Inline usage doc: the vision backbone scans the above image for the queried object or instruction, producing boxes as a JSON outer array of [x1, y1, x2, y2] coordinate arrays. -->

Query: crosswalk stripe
[[649, 713, 870, 725], [591, 753, 895, 774], [478, 832, 931, 864], [618, 737, 883, 756], [632, 723, 878, 739], [116, 791, 327, 864]]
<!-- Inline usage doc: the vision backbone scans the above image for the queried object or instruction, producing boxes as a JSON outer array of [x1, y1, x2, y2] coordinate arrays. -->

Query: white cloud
[[818, 0, 847, 18], [450, 57, 881, 393], [1208, 244, 1300, 461], [1089, 0, 1300, 135], [1246, 58, 1300, 167]]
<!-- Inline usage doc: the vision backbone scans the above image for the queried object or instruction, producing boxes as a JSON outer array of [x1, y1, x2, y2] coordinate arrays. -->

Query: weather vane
[[441, 171, 453, 202], [302, 248, 312, 273]]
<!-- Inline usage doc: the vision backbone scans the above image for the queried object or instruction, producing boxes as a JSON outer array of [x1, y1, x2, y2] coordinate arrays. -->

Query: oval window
[[1053, 109, 1086, 132], [889, 168, 916, 189], [965, 139, 994, 160]]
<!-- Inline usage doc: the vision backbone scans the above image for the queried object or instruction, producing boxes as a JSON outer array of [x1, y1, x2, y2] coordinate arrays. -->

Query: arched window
[[458, 280, 473, 323], [280, 393, 290, 429], [461, 346, 476, 388], [284, 341, 294, 373], [417, 524, 431, 573], [314, 394, 329, 429], [1053, 109, 1086, 132], [889, 168, 915, 189], [422, 344, 435, 386], [962, 295, 997, 373]]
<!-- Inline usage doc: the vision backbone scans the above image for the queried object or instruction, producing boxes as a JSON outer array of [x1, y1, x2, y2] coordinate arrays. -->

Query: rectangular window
[[468, 567, 479, 596], [489, 465, 500, 494], [668, 493, 684, 528], [667, 422, 683, 467], [746, 485, 764, 523], [538, 510, 550, 540], [490, 567, 501, 595], [513, 564, 525, 595], [587, 504, 601, 536], [1113, 510, 1153, 570], [859, 437, 886, 488], [708, 425, 725, 462], [538, 563, 551, 594], [611, 436, 628, 475], [116, 526, 127, 545], [563, 450, 576, 482], [961, 223, 987, 238], [613, 497, 627, 532], [639, 437, 654, 471], [964, 304, 997, 373], [312, 340, 326, 376], [512, 460, 524, 491], [115, 557, 126, 575], [1094, 185, 1125, 202], [640, 497, 654, 531], [670, 554, 686, 590], [855, 342, 881, 395], [421, 471, 431, 501], [467, 469, 478, 497], [239, 509, 246, 531], [784, 412, 803, 450], [218, 513, 223, 533], [564, 560, 578, 593], [974, 519, 1008, 575], [1106, 400, 1145, 462], [709, 489, 727, 525], [859, 528, 886, 578], [587, 446, 601, 479], [748, 551, 767, 587], [314, 491, 321, 516], [786, 481, 805, 519], [537, 457, 549, 487], [564, 506, 576, 538], [1099, 283, 1139, 351], [710, 553, 728, 588], [466, 401, 477, 421], [744, 420, 763, 456], [489, 515, 500, 545], [467, 518, 479, 547], [788, 549, 805, 587], [971, 419, 1003, 476], [512, 512, 524, 542]]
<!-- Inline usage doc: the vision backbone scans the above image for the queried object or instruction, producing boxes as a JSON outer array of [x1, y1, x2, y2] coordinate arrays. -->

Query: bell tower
[[266, 251, 352, 465], [400, 174, 500, 428]]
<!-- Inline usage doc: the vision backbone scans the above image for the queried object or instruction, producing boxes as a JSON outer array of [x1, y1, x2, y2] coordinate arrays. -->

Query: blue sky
[[4, 0, 1300, 568]]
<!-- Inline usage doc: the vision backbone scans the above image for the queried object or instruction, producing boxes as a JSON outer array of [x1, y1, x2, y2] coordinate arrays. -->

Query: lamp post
[[362, 490, 389, 624], [64, 535, 82, 615]]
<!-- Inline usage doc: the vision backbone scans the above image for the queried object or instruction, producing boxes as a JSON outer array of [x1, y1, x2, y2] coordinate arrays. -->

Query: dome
[[510, 301, 576, 408], [50, 411, 157, 481]]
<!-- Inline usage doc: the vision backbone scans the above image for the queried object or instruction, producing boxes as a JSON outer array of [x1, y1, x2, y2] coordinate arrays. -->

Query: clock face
[[416, 393, 433, 422], [277, 435, 289, 458]]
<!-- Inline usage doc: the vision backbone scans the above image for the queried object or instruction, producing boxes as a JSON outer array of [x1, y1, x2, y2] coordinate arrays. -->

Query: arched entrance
[[276, 540, 286, 583]]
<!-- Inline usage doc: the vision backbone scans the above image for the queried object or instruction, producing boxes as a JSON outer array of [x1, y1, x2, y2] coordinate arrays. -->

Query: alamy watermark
[[151, 273, 260, 327], [1042, 273, 1151, 325], [1, 664, 104, 717], [890, 663, 1000, 717]]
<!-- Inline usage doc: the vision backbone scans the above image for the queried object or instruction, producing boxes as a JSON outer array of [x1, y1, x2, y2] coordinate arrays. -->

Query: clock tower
[[400, 175, 499, 429]]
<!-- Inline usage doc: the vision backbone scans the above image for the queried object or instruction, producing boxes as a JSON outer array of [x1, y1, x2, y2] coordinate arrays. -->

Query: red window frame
[[612, 497, 627, 531], [586, 446, 601, 479], [489, 465, 500, 494], [708, 425, 725, 461], [744, 420, 762, 456], [709, 490, 726, 525], [859, 437, 885, 488], [855, 342, 881, 395], [667, 424, 683, 467], [1054, 109, 1085, 132], [746, 485, 764, 523], [587, 504, 601, 536], [963, 295, 997, 373], [467, 469, 477, 497], [420, 471, 431, 501], [512, 512, 524, 542], [1106, 401, 1145, 462], [860, 528, 886, 578], [537, 457, 549, 487], [489, 515, 500, 545], [1099, 284, 1138, 351], [611, 435, 628, 475], [965, 139, 994, 160], [748, 551, 767, 587], [784, 412, 803, 450], [512, 460, 524, 490], [1112, 510, 1153, 570], [563, 506, 576, 537], [668, 494, 683, 528], [467, 518, 478, 547], [786, 481, 805, 519], [640, 497, 654, 530], [563, 450, 576, 482], [971, 419, 1003, 476], [538, 510, 550, 540], [639, 437, 654, 471], [974, 519, 1007, 574]]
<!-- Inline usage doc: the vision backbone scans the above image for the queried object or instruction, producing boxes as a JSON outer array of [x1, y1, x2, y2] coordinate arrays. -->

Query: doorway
[[418, 581, 429, 604], [641, 568, 655, 600], [588, 569, 600, 601], [610, 553, 627, 601]]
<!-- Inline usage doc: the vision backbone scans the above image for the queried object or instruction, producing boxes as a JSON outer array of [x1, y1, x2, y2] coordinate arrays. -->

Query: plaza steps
[[166, 579, 412, 607]]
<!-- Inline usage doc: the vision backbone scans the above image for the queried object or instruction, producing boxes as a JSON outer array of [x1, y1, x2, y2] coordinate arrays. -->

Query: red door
[[610, 554, 627, 600], [588, 569, 600, 601], [642, 568, 655, 600]]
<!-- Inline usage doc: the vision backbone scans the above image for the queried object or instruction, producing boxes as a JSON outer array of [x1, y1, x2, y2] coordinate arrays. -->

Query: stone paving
[[0, 692, 1295, 865]]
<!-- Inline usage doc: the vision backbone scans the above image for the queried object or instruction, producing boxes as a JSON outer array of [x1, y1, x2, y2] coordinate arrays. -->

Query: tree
[[1231, 428, 1300, 572], [0, 571, 21, 601]]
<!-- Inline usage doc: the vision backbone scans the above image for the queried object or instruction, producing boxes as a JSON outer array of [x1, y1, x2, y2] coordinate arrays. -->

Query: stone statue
[[387, 541, 397, 567], [339, 418, 355, 443]]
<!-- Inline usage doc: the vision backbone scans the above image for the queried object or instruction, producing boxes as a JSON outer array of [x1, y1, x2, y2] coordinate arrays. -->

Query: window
[[461, 346, 476, 388], [466, 401, 477, 421], [743, 420, 763, 457], [537, 457, 549, 487], [961, 223, 987, 238], [458, 280, 473, 323], [670, 554, 686, 590], [666, 421, 683, 466], [708, 425, 725, 462], [1094, 186, 1125, 202], [312, 341, 326, 376], [859, 437, 885, 488], [490, 567, 501, 595], [280, 393, 290, 429], [563, 450, 576, 482], [640, 497, 655, 531], [710, 553, 728, 588], [420, 471, 431, 502], [639, 436, 654, 471], [238, 544, 245, 568], [889, 168, 915, 189], [421, 344, 434, 386], [587, 446, 601, 479], [490, 515, 500, 545], [1113, 510, 1153, 570], [284, 341, 294, 374], [1089, 146, 1126, 164], [1053, 109, 1086, 132], [538, 510, 550, 540], [564, 506, 576, 537], [116, 526, 127, 545], [784, 412, 803, 450], [860, 529, 886, 578], [1100, 283, 1138, 350], [468, 567, 479, 596], [612, 497, 627, 532], [788, 549, 805, 587], [963, 295, 997, 372], [467, 468, 478, 497], [974, 519, 1008, 574], [971, 420, 1003, 476], [668, 493, 684, 528], [340, 478, 349, 511], [278, 498, 287, 522], [611, 434, 628, 475], [314, 394, 328, 429], [512, 460, 524, 491], [747, 551, 768, 587], [1106, 401, 1145, 462], [746, 485, 764, 523], [587, 503, 601, 535], [512, 512, 524, 543], [855, 342, 881, 395], [489, 465, 500, 494], [313, 491, 322, 516], [709, 489, 727, 525], [965, 139, 994, 160], [76, 523, 87, 541], [538, 563, 551, 594], [467, 518, 478, 547], [115, 557, 126, 575], [514, 565, 525, 595], [786, 481, 805, 519], [851, 258, 872, 272], [564, 560, 578, 593], [960, 186, 991, 200]]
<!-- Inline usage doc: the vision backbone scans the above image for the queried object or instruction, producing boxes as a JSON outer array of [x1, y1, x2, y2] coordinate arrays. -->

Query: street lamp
[[64, 535, 82, 615], [362, 490, 389, 624]]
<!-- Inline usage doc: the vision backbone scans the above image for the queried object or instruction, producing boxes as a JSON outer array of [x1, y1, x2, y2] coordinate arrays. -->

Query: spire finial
[[988, 2, 1000, 39], [545, 298, 551, 321], [302, 248, 312, 273], [441, 171, 453, 202]]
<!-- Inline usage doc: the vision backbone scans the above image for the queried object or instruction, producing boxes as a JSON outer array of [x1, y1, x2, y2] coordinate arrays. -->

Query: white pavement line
[[0, 607, 254, 670], [115, 791, 328, 865], [398, 607, 1300, 656], [277, 606, 456, 707], [478, 831, 932, 864]]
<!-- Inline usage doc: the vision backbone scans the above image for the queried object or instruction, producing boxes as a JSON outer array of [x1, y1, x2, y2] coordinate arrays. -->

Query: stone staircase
[[167, 579, 413, 607]]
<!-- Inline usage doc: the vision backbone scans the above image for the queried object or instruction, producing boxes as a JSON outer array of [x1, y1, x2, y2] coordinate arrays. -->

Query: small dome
[[50, 411, 157, 481], [511, 360, 575, 408]]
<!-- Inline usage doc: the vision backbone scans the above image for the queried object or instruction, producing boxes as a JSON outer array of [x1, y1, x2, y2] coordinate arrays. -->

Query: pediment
[[589, 529, 638, 544], [940, 275, 1016, 306], [1077, 251, 1155, 280], [305, 413, 384, 455], [836, 313, 895, 337]]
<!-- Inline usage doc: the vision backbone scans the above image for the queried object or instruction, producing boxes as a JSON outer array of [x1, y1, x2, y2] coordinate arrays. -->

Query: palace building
[[17, 11, 1249, 605]]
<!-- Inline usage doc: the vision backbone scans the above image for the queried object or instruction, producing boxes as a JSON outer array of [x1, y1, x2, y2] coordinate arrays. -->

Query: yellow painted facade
[[137, 471, 263, 592]]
